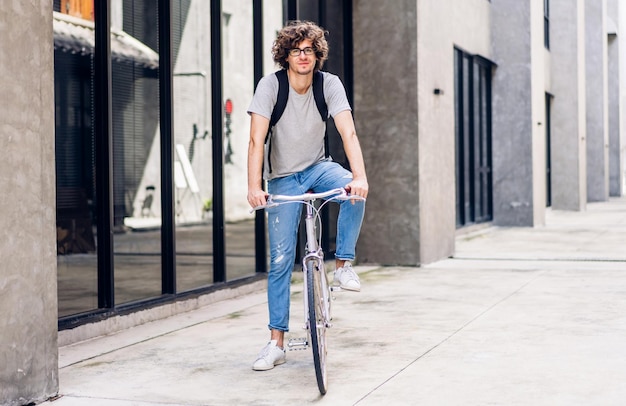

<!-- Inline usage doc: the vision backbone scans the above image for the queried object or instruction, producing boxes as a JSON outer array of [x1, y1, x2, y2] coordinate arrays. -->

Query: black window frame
[[545, 93, 553, 207]]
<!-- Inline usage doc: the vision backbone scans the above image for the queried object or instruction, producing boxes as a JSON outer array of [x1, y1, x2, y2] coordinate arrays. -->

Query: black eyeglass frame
[[288, 47, 316, 57]]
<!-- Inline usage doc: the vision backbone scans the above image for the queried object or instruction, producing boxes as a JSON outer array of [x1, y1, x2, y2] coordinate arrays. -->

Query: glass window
[[172, 0, 215, 291], [54, 0, 98, 317], [111, 0, 162, 304], [55, 0, 288, 322], [223, 3, 256, 281]]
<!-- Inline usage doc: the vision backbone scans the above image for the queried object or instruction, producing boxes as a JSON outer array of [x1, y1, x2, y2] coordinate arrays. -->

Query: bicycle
[[252, 187, 365, 395]]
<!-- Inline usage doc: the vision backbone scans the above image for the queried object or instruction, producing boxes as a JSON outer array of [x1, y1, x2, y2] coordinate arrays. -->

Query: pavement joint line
[[452, 256, 626, 263], [353, 269, 549, 405], [50, 394, 195, 406]]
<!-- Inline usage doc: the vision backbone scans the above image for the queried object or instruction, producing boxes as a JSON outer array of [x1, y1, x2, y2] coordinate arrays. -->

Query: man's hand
[[345, 177, 368, 203], [248, 188, 268, 209]]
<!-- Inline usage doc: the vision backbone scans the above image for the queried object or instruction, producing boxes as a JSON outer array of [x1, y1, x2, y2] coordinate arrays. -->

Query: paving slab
[[43, 197, 626, 406]]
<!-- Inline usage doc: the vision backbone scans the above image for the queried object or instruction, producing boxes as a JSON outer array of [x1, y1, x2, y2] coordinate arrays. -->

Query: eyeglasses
[[289, 47, 315, 57]]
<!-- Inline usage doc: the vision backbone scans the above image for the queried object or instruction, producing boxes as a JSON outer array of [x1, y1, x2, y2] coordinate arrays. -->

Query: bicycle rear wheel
[[307, 260, 328, 394]]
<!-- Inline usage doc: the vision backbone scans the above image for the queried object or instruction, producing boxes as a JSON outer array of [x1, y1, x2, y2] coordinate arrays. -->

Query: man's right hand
[[248, 188, 268, 209]]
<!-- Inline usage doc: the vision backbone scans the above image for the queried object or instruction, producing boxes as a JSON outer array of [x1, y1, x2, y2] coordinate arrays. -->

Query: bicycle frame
[[252, 187, 364, 394], [301, 198, 332, 330]]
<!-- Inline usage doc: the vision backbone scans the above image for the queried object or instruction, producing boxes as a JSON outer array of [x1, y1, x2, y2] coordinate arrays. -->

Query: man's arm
[[333, 110, 369, 198], [247, 113, 270, 208]]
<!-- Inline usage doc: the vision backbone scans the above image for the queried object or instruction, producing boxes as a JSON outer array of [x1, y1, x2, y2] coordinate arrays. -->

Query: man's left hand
[[345, 178, 368, 202]]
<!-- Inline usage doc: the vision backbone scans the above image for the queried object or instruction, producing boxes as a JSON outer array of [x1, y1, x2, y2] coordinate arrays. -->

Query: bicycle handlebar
[[250, 187, 365, 212], [271, 187, 347, 202]]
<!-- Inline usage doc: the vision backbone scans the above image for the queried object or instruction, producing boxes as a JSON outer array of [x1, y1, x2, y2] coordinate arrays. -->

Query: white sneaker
[[252, 340, 286, 371], [334, 262, 361, 292]]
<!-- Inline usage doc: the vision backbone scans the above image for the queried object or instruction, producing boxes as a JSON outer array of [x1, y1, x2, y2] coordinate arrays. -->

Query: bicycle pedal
[[330, 286, 342, 292], [287, 337, 309, 351]]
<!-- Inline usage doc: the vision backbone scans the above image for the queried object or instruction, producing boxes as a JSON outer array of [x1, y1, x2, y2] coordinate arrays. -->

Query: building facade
[[1, 0, 624, 404]]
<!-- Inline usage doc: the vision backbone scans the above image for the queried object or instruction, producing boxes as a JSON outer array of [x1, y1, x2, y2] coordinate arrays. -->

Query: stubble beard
[[290, 62, 315, 77]]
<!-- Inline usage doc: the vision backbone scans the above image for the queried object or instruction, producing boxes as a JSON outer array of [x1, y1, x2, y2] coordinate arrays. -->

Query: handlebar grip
[[333, 194, 366, 202], [249, 202, 279, 213]]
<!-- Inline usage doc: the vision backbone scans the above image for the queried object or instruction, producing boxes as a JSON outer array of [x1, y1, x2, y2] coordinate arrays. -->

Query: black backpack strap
[[265, 70, 290, 174], [312, 71, 328, 122], [313, 71, 329, 158], [270, 69, 289, 128]]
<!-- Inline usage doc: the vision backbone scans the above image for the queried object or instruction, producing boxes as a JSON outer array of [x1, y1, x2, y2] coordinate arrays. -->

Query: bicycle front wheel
[[307, 260, 328, 395]]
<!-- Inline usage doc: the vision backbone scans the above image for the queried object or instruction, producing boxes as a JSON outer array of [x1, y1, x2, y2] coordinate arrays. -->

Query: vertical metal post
[[159, 0, 176, 294], [318, 0, 326, 28], [94, 0, 114, 309], [253, 0, 267, 273], [211, 0, 226, 282], [286, 0, 297, 21]]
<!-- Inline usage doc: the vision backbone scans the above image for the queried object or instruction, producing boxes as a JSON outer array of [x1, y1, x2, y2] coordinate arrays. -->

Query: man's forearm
[[343, 132, 367, 180], [247, 141, 264, 190]]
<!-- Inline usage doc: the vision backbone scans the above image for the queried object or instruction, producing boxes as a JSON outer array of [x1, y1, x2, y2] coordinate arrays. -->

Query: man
[[247, 20, 368, 371]]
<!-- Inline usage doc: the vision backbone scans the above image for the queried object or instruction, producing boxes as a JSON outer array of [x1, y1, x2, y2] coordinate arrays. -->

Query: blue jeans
[[266, 160, 365, 332]]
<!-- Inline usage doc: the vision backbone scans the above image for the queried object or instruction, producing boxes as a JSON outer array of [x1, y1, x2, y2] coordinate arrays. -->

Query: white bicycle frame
[[253, 188, 364, 341], [253, 187, 364, 394]]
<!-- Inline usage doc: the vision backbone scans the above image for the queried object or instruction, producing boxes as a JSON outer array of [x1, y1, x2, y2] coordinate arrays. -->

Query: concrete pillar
[[550, 0, 587, 210], [353, 0, 420, 265], [586, 0, 610, 201], [607, 0, 625, 196], [0, 2, 59, 405], [491, 0, 546, 226]]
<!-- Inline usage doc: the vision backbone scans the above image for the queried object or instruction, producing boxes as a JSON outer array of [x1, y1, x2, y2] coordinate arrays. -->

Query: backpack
[[265, 69, 329, 174]]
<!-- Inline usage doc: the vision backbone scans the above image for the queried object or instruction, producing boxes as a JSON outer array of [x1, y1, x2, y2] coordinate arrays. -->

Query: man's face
[[287, 39, 316, 76]]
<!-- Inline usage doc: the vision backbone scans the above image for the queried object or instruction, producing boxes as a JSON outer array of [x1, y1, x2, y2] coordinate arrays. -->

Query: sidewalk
[[45, 198, 626, 406]]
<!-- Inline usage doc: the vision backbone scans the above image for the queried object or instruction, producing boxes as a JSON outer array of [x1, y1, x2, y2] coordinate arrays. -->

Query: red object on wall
[[225, 99, 233, 115]]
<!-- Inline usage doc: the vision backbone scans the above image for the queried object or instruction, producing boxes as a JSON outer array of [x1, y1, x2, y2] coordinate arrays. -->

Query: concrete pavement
[[44, 197, 626, 405]]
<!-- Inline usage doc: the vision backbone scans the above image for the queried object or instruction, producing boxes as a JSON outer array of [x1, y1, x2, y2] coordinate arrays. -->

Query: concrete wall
[[417, 0, 491, 263], [354, 0, 420, 265], [585, 0, 610, 202], [356, 0, 620, 263], [354, 0, 492, 265], [0, 1, 59, 405], [550, 0, 587, 210], [491, 0, 545, 226]]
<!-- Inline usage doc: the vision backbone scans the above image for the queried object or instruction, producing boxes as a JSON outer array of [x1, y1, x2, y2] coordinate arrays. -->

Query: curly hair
[[272, 20, 329, 71]]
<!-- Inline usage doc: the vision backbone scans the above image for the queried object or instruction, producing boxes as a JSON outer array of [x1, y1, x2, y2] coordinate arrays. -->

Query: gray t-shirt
[[247, 70, 352, 180]]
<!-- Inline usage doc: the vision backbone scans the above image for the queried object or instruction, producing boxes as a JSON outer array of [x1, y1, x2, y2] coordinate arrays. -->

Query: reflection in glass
[[173, 0, 215, 291], [112, 0, 162, 304], [223, 3, 259, 281], [53, 3, 98, 317]]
